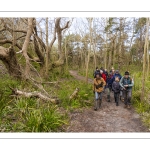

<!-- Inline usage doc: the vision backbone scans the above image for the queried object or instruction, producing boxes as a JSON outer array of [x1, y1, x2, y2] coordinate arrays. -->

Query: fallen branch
[[9, 87, 59, 104], [69, 88, 79, 100]]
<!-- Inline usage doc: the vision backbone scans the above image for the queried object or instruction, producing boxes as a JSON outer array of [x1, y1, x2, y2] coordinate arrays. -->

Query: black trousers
[[114, 92, 120, 104]]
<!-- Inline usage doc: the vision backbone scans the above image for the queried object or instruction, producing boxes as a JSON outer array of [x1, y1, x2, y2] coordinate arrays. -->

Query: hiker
[[104, 69, 108, 79], [100, 70, 106, 92], [93, 73, 106, 111], [100, 70, 106, 81], [110, 67, 115, 76], [93, 67, 100, 78], [119, 71, 134, 109], [111, 70, 122, 81], [100, 67, 105, 73], [106, 72, 113, 102], [112, 76, 121, 106], [110, 70, 122, 100], [120, 71, 130, 102]]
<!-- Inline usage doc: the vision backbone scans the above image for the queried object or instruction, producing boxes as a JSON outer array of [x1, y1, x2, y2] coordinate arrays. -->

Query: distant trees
[[0, 17, 150, 86]]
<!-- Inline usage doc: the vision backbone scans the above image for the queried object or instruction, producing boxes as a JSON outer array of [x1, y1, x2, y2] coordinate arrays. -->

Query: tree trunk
[[112, 44, 116, 68], [107, 34, 113, 70], [147, 18, 150, 77], [22, 18, 34, 79], [108, 47, 112, 71], [113, 33, 117, 67], [93, 40, 97, 69], [0, 46, 21, 78], [141, 17, 149, 100], [45, 17, 49, 78], [118, 18, 122, 70], [85, 18, 93, 83], [64, 36, 68, 71], [52, 18, 70, 68], [104, 17, 109, 69]]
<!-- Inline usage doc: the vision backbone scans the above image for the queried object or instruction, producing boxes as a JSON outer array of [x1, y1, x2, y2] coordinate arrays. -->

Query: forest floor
[[66, 70, 149, 132]]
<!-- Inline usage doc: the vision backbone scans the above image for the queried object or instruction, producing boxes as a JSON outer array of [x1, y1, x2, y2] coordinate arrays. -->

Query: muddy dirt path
[[66, 70, 148, 132]]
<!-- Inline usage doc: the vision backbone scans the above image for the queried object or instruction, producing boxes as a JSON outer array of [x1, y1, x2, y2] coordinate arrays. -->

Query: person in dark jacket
[[104, 69, 108, 79], [106, 72, 113, 102], [112, 76, 121, 106], [119, 71, 134, 109], [93, 67, 100, 78], [110, 70, 123, 100]]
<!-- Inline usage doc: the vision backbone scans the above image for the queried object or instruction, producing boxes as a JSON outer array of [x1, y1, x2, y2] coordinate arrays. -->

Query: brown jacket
[[93, 77, 106, 93]]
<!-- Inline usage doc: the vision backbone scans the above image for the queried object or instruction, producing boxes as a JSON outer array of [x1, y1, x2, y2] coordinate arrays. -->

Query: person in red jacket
[[100, 70, 106, 93], [100, 70, 106, 81]]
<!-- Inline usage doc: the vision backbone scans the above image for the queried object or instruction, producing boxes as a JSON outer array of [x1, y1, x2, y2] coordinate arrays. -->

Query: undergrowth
[[0, 71, 94, 132]]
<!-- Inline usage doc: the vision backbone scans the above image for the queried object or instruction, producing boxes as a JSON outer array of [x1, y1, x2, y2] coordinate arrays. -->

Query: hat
[[125, 71, 129, 75]]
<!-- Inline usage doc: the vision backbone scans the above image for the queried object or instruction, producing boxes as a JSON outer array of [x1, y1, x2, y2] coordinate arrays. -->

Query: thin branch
[[61, 21, 70, 31], [0, 39, 22, 49]]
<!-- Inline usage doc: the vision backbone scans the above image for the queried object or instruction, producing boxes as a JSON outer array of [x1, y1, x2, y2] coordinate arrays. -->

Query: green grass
[[130, 66, 150, 129], [0, 70, 94, 132], [0, 96, 68, 132], [0, 75, 69, 132], [57, 79, 94, 110]]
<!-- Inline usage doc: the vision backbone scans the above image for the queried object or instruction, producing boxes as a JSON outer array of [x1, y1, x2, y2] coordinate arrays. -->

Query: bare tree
[[141, 17, 149, 100], [104, 18, 108, 69], [45, 17, 49, 78], [22, 18, 34, 79], [52, 18, 70, 68], [85, 18, 93, 83]]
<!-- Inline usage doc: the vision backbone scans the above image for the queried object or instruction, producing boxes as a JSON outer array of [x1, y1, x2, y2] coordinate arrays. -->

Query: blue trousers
[[95, 92, 102, 100]]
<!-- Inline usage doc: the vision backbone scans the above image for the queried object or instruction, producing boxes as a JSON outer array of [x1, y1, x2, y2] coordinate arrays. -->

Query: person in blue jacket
[[111, 70, 122, 82]]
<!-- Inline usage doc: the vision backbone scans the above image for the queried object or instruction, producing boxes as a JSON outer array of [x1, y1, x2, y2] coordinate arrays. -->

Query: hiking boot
[[94, 100, 98, 110], [121, 98, 124, 102], [99, 99, 102, 108], [120, 96, 122, 101], [127, 105, 131, 109], [94, 108, 97, 111], [116, 102, 119, 106], [124, 105, 127, 108]]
